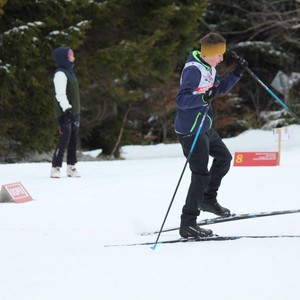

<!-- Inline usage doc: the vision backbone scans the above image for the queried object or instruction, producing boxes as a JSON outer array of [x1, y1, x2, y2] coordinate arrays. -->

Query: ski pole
[[231, 51, 300, 123], [151, 103, 211, 250]]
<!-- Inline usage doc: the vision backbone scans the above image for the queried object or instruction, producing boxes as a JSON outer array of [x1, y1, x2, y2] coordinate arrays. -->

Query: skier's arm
[[53, 71, 72, 112]]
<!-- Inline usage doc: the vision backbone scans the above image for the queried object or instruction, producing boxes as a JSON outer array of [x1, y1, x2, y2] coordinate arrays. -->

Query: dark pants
[[178, 129, 232, 226], [52, 114, 80, 168]]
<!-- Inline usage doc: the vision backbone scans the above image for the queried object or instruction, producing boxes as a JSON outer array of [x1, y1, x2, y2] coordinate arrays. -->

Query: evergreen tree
[[0, 0, 90, 161], [202, 0, 300, 130], [79, 0, 207, 157], [0, 0, 207, 160]]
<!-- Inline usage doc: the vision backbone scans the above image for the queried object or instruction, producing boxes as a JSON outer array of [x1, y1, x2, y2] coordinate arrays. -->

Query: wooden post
[[276, 128, 281, 165]]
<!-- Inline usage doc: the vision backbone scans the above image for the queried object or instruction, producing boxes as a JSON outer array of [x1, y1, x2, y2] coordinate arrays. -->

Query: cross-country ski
[[105, 234, 300, 248], [141, 208, 300, 236]]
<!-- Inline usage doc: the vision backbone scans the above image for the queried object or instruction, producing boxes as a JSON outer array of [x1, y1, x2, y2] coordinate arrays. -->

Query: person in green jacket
[[51, 46, 81, 178]]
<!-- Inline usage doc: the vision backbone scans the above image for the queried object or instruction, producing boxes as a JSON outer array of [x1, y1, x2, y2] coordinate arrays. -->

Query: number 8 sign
[[234, 152, 278, 166]]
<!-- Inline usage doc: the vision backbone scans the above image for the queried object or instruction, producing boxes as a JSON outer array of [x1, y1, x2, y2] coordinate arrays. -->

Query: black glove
[[203, 79, 220, 103], [203, 86, 217, 103], [63, 108, 75, 124], [231, 51, 248, 76]]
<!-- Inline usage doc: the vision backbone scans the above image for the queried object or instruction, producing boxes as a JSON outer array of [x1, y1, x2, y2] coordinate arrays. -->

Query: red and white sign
[[234, 152, 278, 167], [0, 182, 33, 203]]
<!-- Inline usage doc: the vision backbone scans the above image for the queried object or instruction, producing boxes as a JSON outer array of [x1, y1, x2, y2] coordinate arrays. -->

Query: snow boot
[[67, 165, 81, 177], [51, 167, 61, 178]]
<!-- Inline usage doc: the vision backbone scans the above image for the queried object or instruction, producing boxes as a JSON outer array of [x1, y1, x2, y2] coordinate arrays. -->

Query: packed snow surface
[[0, 125, 299, 300]]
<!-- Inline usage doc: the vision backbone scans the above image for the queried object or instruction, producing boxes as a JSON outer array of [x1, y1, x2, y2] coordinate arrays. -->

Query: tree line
[[0, 0, 299, 162]]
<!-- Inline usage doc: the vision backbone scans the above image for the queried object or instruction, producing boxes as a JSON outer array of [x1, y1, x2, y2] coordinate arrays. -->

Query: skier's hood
[[52, 46, 75, 79]]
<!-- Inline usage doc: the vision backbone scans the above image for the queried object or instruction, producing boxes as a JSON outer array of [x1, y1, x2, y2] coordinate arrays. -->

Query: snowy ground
[[0, 125, 300, 300]]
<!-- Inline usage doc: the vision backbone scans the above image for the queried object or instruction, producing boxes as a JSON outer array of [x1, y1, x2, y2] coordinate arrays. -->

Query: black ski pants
[[178, 128, 232, 226], [52, 114, 80, 168]]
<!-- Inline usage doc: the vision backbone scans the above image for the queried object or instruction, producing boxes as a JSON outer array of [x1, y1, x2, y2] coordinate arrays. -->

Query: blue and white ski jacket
[[174, 50, 240, 136]]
